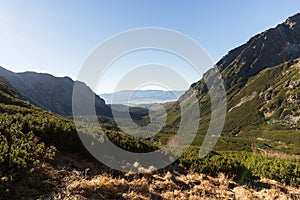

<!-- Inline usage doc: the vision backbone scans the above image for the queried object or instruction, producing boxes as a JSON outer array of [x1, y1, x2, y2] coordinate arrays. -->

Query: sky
[[0, 0, 300, 93]]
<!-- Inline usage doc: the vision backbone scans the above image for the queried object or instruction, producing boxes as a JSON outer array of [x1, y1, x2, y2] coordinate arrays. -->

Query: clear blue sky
[[1, 0, 299, 92]]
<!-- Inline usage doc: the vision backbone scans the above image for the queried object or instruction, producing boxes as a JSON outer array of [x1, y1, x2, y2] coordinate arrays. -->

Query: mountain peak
[[213, 13, 300, 90], [284, 13, 300, 28]]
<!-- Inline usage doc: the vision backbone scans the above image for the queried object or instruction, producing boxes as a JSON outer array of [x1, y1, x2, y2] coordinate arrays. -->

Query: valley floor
[[10, 153, 300, 200]]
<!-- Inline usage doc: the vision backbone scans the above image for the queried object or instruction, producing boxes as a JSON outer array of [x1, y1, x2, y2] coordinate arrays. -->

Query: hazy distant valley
[[100, 90, 185, 106]]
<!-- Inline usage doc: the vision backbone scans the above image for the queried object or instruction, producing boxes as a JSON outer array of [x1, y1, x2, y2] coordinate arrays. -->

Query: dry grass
[[11, 153, 300, 200], [258, 148, 300, 160]]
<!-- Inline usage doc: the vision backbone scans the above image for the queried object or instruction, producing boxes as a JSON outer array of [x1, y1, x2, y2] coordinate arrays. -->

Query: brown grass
[[11, 153, 300, 200], [258, 148, 300, 160]]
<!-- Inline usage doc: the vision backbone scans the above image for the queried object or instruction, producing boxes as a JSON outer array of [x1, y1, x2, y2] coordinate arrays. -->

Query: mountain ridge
[[217, 13, 300, 89], [191, 13, 300, 96], [165, 14, 300, 152], [0, 66, 112, 117]]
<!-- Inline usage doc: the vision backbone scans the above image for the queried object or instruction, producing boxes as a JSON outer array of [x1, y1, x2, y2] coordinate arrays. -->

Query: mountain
[[192, 13, 300, 96], [0, 75, 85, 151], [0, 75, 86, 194], [216, 13, 300, 91], [0, 67, 112, 116], [165, 13, 300, 153], [100, 90, 185, 105]]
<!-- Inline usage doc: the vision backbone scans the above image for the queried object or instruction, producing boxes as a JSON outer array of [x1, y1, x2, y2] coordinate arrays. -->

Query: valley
[[0, 12, 300, 200]]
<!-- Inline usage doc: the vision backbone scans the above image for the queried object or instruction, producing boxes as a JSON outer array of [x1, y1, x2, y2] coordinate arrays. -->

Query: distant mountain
[[166, 13, 300, 144], [0, 67, 112, 116], [100, 90, 185, 105]]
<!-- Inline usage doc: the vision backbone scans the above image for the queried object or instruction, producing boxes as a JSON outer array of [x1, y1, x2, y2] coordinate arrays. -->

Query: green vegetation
[[155, 59, 300, 187], [0, 122, 56, 193], [157, 59, 300, 154], [179, 146, 300, 186], [0, 81, 156, 194], [1, 58, 300, 196], [94, 58, 300, 187]]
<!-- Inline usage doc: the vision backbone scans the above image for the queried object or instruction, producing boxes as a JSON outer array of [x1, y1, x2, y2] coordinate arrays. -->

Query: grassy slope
[[161, 59, 300, 155], [219, 59, 300, 153]]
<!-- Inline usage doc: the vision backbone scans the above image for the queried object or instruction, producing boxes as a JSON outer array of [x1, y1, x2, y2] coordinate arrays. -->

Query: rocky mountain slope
[[0, 67, 111, 116], [216, 13, 300, 90], [165, 14, 300, 153], [149, 14, 300, 194]]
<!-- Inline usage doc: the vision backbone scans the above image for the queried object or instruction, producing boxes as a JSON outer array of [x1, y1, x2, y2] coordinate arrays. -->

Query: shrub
[[0, 124, 56, 194], [179, 146, 300, 186]]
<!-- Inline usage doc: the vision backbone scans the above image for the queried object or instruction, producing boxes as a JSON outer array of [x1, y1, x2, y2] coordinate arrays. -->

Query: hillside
[[0, 78, 156, 198], [163, 14, 300, 155], [0, 67, 112, 117]]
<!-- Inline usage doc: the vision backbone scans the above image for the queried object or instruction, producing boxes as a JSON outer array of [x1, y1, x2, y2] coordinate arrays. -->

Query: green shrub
[[179, 147, 300, 186], [0, 123, 56, 194], [247, 155, 300, 186]]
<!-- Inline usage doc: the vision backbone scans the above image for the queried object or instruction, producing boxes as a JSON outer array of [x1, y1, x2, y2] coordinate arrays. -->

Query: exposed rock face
[[257, 59, 300, 128], [0, 67, 112, 116], [215, 13, 300, 90]]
